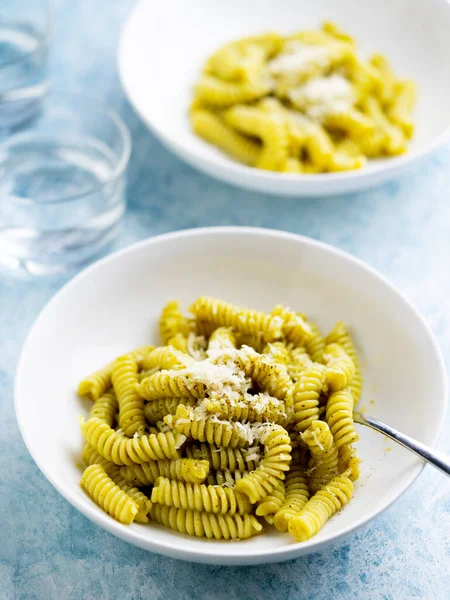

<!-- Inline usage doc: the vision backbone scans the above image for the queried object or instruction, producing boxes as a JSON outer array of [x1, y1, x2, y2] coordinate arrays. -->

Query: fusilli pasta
[[112, 354, 146, 436], [189, 24, 416, 173], [273, 464, 310, 532], [80, 464, 139, 525], [150, 504, 262, 540], [76, 296, 363, 543], [236, 424, 292, 503], [151, 476, 251, 515], [120, 458, 210, 486], [80, 417, 183, 464], [288, 471, 354, 542], [78, 346, 152, 401], [302, 421, 339, 493]]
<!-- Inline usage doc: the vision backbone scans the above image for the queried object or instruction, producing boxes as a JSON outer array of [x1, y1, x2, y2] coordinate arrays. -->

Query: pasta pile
[[190, 22, 416, 173], [78, 297, 362, 543]]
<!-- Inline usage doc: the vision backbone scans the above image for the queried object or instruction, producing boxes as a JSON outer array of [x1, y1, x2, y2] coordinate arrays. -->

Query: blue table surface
[[1, 1, 450, 598]]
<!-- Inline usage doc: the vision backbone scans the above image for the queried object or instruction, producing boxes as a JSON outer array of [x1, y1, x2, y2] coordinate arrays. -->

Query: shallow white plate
[[16, 227, 447, 564], [118, 0, 450, 197]]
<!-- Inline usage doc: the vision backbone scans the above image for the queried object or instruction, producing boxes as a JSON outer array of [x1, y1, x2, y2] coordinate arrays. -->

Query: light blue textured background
[[1, 1, 450, 598]]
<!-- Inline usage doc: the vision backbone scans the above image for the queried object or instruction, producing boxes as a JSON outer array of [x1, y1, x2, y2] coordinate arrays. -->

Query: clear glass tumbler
[[0, 93, 131, 275], [0, 0, 51, 134]]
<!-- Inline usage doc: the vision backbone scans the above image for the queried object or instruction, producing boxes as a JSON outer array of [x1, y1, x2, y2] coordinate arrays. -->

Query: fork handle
[[354, 413, 450, 477]]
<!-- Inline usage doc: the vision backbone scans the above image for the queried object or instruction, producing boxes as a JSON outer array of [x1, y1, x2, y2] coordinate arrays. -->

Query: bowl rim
[[14, 226, 448, 564], [118, 0, 450, 189]]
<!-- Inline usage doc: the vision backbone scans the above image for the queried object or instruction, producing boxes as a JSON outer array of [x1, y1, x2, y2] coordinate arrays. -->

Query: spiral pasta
[[323, 109, 375, 137], [141, 346, 194, 371], [167, 332, 189, 353], [368, 54, 395, 102], [322, 21, 355, 44], [87, 391, 118, 426], [82, 442, 114, 471], [302, 421, 339, 493], [185, 443, 259, 473], [189, 296, 283, 343], [205, 32, 282, 81], [273, 464, 310, 532], [206, 469, 249, 487], [204, 394, 289, 426], [206, 43, 266, 83], [208, 327, 237, 352], [250, 354, 292, 401], [236, 424, 292, 503], [288, 471, 354, 542], [224, 106, 289, 171], [77, 295, 363, 542], [112, 354, 146, 436], [361, 96, 406, 156], [137, 371, 206, 401], [108, 472, 152, 523], [326, 321, 362, 403], [190, 24, 416, 172], [256, 480, 286, 524], [143, 397, 197, 424], [338, 444, 361, 482], [120, 458, 210, 486], [78, 346, 152, 401], [288, 346, 313, 380], [82, 432, 154, 524], [191, 109, 261, 166], [80, 417, 183, 465], [194, 75, 271, 107], [263, 342, 291, 365], [151, 477, 251, 515], [326, 388, 359, 449], [270, 305, 312, 346], [291, 364, 326, 432], [160, 301, 191, 345], [388, 80, 416, 138], [150, 504, 263, 540], [304, 320, 326, 363], [167, 404, 248, 449], [80, 464, 139, 525], [323, 342, 356, 392], [329, 139, 366, 171]]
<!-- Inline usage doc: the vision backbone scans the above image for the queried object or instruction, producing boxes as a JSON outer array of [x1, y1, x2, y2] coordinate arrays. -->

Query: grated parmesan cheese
[[246, 392, 282, 412], [244, 446, 262, 463], [268, 41, 330, 77], [166, 345, 289, 443], [205, 337, 224, 359], [302, 427, 324, 452], [184, 358, 244, 389], [187, 332, 207, 361], [251, 422, 280, 444], [191, 399, 211, 421], [288, 73, 355, 120], [174, 434, 187, 449], [234, 421, 255, 445]]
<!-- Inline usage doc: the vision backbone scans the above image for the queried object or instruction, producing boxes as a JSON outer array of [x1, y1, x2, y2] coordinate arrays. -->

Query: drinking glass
[[0, 0, 51, 134], [0, 93, 131, 275]]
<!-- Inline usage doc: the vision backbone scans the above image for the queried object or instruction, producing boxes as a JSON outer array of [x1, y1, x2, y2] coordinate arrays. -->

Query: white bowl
[[15, 227, 447, 564], [118, 0, 450, 197]]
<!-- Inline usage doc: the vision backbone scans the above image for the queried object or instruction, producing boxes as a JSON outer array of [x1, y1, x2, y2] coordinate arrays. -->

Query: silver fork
[[353, 412, 450, 477]]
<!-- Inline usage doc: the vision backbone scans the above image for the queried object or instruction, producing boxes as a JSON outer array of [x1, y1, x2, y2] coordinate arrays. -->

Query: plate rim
[[15, 226, 448, 564]]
